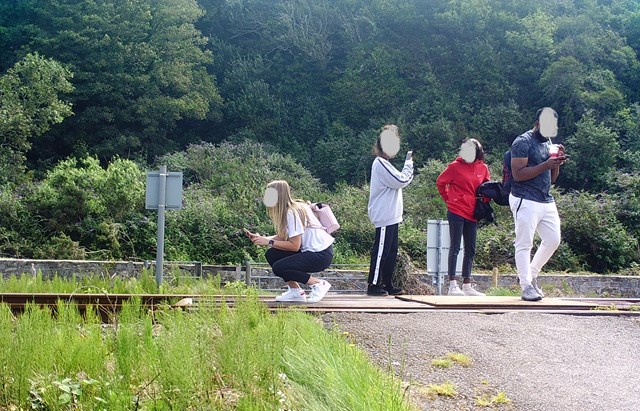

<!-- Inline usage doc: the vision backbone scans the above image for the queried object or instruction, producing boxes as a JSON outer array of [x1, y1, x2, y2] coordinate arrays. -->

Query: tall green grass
[[0, 297, 416, 410], [0, 269, 250, 295]]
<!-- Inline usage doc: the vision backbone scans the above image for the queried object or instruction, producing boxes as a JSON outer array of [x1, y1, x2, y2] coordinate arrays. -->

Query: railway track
[[2, 293, 639, 321]]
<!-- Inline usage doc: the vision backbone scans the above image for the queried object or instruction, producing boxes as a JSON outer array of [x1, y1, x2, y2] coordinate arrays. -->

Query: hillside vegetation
[[1, 0, 639, 273]]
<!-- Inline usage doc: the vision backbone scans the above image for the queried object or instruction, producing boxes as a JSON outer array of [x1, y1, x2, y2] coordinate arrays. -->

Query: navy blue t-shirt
[[510, 130, 554, 203]]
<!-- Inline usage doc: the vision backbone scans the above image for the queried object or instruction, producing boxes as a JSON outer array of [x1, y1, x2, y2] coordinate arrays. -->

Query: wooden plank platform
[[396, 295, 599, 309], [179, 294, 640, 315]]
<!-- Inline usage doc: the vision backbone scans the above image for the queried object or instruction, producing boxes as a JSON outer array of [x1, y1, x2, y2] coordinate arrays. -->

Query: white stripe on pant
[[509, 194, 561, 288], [371, 226, 387, 285]]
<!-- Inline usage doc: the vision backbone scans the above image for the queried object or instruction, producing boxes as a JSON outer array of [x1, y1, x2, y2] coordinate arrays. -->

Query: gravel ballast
[[323, 312, 640, 411]]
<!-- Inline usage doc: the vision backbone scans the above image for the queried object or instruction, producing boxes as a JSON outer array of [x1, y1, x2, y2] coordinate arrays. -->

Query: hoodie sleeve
[[483, 163, 491, 183], [375, 158, 414, 189], [436, 165, 453, 202]]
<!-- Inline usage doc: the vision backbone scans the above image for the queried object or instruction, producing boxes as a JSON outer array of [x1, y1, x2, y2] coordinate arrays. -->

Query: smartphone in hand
[[405, 150, 413, 161]]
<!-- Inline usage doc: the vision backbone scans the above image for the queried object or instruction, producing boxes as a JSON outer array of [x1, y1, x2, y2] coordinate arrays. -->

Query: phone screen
[[405, 151, 413, 161]]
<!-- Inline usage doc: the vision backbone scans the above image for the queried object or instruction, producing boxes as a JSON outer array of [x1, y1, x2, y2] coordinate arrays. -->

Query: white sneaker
[[275, 286, 307, 302], [307, 280, 332, 303], [448, 285, 465, 296], [531, 278, 545, 298], [462, 284, 486, 296]]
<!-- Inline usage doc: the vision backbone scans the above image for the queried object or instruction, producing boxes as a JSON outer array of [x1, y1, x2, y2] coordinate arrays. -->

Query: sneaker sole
[[275, 296, 307, 302]]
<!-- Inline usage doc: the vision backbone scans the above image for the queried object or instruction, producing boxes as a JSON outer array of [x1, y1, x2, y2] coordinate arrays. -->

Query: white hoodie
[[368, 156, 414, 228]]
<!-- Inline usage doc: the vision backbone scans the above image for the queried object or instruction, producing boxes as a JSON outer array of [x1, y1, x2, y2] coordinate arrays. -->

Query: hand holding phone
[[405, 150, 413, 161], [243, 228, 254, 238]]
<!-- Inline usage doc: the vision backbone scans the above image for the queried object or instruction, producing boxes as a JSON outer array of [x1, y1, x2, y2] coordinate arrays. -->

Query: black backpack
[[500, 149, 512, 204], [473, 195, 495, 223]]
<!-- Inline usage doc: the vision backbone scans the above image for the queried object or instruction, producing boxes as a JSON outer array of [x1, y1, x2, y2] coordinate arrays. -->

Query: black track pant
[[367, 223, 399, 287]]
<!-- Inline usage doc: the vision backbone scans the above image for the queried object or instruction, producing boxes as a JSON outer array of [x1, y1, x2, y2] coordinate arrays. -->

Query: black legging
[[265, 245, 333, 284], [447, 210, 477, 280]]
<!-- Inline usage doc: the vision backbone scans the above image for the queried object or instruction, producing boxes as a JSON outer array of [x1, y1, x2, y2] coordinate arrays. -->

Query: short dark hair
[[535, 108, 544, 121], [535, 107, 557, 122]]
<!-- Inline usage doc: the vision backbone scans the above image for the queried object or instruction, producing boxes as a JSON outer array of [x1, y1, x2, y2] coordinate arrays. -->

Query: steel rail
[[1, 293, 639, 321]]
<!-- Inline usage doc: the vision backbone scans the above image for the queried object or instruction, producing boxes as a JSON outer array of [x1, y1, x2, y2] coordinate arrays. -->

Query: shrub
[[557, 190, 639, 273]]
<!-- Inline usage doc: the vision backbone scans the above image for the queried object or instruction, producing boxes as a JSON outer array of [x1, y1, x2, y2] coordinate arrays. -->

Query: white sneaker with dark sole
[[532, 278, 545, 298], [521, 285, 542, 301]]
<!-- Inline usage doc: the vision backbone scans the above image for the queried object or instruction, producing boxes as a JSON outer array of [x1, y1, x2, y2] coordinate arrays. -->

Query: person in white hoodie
[[367, 125, 414, 296]]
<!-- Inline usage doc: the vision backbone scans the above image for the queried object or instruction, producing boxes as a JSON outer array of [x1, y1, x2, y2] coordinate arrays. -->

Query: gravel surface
[[323, 312, 640, 411]]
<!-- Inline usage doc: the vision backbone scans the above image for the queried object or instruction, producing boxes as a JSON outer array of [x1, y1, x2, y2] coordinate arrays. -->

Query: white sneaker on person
[[307, 280, 332, 303], [531, 278, 545, 298], [275, 286, 307, 302], [448, 285, 465, 296], [462, 283, 486, 296]]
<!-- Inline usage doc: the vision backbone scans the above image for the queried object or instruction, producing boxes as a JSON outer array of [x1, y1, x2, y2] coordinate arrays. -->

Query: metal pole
[[156, 165, 167, 287], [245, 260, 252, 287], [436, 220, 442, 295]]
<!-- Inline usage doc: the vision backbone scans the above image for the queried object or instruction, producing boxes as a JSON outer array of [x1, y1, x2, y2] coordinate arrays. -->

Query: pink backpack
[[310, 203, 340, 234]]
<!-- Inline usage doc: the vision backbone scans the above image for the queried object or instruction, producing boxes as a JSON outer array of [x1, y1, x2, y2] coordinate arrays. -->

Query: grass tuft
[[431, 358, 452, 368], [446, 352, 472, 367], [425, 381, 457, 397]]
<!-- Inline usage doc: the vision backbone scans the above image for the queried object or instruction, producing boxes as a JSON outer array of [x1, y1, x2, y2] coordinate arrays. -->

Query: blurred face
[[459, 140, 476, 163], [379, 127, 400, 158], [538, 107, 558, 138], [263, 186, 278, 207]]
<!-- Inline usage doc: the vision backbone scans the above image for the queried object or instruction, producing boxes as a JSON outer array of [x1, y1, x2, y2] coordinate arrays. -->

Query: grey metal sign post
[[146, 166, 183, 286], [426, 220, 463, 295]]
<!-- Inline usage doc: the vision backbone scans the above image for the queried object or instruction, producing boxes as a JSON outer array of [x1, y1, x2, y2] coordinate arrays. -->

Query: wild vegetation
[[1, 0, 639, 273], [0, 296, 413, 410]]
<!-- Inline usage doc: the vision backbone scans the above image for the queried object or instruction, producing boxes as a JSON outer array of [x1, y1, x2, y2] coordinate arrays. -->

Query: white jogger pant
[[509, 194, 561, 288]]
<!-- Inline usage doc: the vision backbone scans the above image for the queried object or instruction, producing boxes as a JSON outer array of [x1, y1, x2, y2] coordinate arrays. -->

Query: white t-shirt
[[287, 204, 335, 252]]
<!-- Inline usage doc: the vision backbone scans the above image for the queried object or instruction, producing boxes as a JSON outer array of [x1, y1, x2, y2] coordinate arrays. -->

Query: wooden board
[[396, 295, 599, 309]]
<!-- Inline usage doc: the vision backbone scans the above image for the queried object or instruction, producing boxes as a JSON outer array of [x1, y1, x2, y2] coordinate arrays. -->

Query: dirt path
[[324, 311, 640, 411]]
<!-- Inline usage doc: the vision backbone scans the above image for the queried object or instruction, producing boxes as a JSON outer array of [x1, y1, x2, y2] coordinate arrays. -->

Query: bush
[[557, 190, 639, 273], [22, 156, 147, 259], [404, 159, 449, 229], [325, 183, 372, 257], [165, 185, 261, 264]]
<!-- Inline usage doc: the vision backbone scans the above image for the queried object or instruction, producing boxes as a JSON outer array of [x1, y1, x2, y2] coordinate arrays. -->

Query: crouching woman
[[245, 180, 333, 303]]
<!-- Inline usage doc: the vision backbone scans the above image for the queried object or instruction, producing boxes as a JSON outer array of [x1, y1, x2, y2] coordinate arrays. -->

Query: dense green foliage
[[1, 0, 640, 273]]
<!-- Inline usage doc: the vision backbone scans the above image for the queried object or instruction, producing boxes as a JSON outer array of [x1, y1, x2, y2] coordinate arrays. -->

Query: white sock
[[449, 280, 458, 288], [462, 283, 471, 290]]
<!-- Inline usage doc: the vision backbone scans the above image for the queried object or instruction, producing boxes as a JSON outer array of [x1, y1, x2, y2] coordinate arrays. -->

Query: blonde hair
[[265, 180, 308, 239], [373, 124, 400, 158]]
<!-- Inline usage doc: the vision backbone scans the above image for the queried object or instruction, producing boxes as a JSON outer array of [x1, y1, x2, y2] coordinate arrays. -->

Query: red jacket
[[436, 157, 491, 222]]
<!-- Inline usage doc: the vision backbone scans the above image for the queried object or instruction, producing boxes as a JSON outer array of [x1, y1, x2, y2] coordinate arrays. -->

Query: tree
[[22, 0, 222, 164], [0, 53, 73, 186], [559, 113, 619, 191]]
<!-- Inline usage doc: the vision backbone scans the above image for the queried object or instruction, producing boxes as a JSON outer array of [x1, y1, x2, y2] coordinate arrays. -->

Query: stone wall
[[0, 258, 638, 297]]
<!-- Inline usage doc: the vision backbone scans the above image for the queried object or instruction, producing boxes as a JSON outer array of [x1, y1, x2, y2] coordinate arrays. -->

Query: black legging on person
[[265, 245, 334, 284], [447, 210, 477, 280]]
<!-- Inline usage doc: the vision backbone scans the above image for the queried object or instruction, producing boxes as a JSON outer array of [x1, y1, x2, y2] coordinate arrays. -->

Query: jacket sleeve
[[375, 158, 414, 189], [483, 163, 491, 183], [436, 166, 452, 202]]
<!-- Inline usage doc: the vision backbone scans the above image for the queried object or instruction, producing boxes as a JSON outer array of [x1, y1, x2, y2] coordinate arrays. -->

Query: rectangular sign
[[145, 172, 183, 210]]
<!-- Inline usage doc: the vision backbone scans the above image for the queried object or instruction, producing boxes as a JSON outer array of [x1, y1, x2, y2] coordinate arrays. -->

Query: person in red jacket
[[436, 138, 490, 296]]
